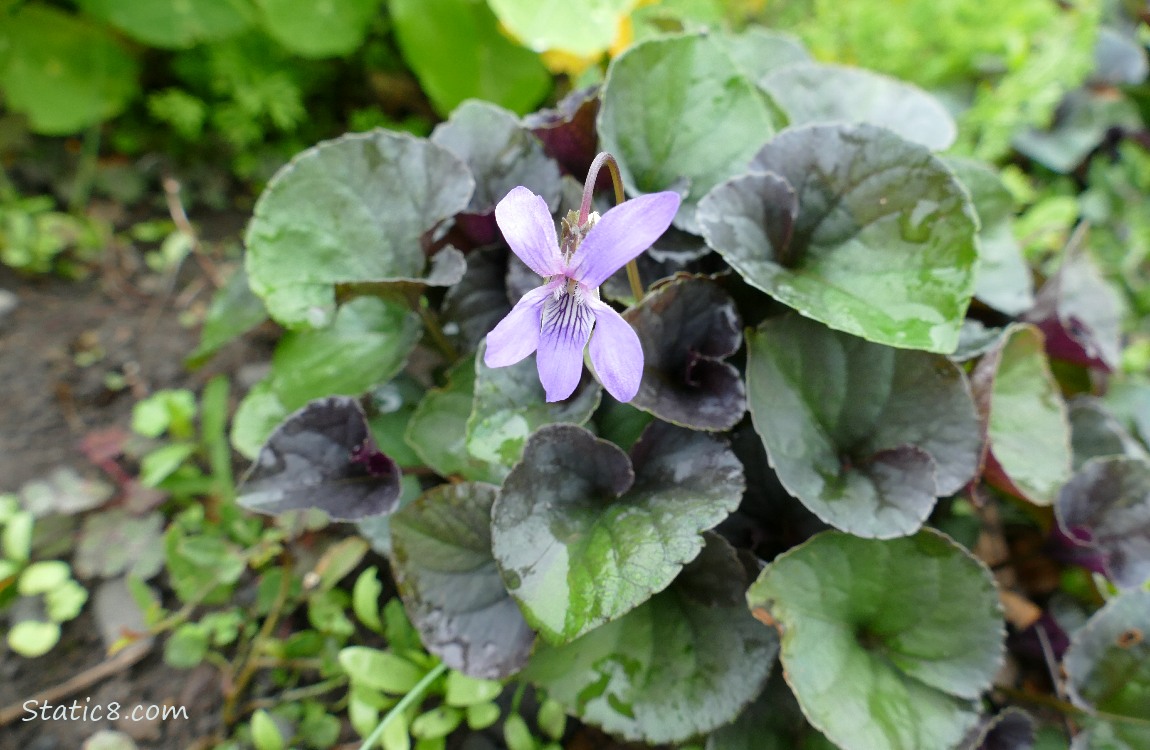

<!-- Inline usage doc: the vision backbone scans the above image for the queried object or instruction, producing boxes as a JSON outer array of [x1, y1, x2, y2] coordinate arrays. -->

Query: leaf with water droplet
[[491, 421, 744, 643], [699, 123, 978, 353]]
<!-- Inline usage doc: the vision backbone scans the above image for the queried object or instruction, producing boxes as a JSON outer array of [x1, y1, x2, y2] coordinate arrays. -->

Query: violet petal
[[588, 297, 644, 402], [494, 186, 562, 277], [570, 191, 682, 287], [537, 290, 594, 402], [485, 285, 551, 367]]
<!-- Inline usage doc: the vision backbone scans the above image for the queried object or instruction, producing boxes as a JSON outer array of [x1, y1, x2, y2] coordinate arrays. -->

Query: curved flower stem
[[357, 661, 448, 750], [580, 152, 645, 302]]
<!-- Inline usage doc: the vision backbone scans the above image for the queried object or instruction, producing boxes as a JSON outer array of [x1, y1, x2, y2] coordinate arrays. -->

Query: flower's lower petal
[[484, 285, 551, 367], [495, 186, 563, 277], [537, 289, 594, 402], [587, 298, 644, 402], [570, 191, 682, 287]]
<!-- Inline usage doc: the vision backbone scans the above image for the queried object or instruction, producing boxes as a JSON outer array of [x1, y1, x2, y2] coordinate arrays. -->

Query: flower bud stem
[[581, 152, 645, 302]]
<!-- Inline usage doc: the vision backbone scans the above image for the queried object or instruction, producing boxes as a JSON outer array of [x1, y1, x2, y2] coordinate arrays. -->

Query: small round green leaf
[[256, 0, 381, 58], [8, 620, 62, 658], [17, 561, 71, 596], [444, 671, 503, 707], [245, 131, 473, 327], [339, 647, 426, 694], [760, 63, 956, 150], [492, 422, 744, 643], [1064, 591, 1150, 749], [0, 5, 139, 135], [466, 341, 600, 471], [1057, 457, 1150, 590], [971, 324, 1071, 506], [77, 0, 253, 48], [623, 276, 747, 431], [699, 123, 979, 353], [599, 33, 781, 232], [746, 315, 981, 538], [526, 583, 777, 743], [390, 482, 536, 679], [746, 529, 1005, 750]]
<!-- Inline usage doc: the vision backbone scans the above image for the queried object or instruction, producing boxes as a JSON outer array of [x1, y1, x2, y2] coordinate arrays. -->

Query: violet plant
[[228, 29, 1150, 750]]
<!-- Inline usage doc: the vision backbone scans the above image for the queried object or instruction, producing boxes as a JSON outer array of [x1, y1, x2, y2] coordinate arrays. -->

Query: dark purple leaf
[[624, 276, 746, 431], [601, 226, 714, 304], [390, 482, 535, 679], [959, 709, 1035, 750], [1056, 456, 1150, 590], [238, 397, 401, 521], [441, 245, 513, 354], [1069, 396, 1148, 470], [522, 85, 601, 182], [674, 531, 748, 607], [1022, 249, 1122, 372]]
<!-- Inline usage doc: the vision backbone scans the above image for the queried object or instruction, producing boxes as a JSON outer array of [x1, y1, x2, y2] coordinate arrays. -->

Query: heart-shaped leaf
[[1056, 457, 1150, 590], [245, 131, 473, 327], [466, 341, 601, 471], [404, 356, 502, 483], [943, 158, 1034, 316], [1022, 246, 1123, 372], [390, 482, 535, 679], [745, 315, 981, 538], [971, 324, 1071, 506], [698, 123, 979, 353], [492, 421, 744, 643], [430, 100, 562, 245], [715, 28, 812, 81], [1064, 591, 1150, 749], [238, 397, 401, 521], [623, 276, 746, 431], [598, 33, 781, 232], [747, 529, 1005, 750], [525, 579, 777, 743], [705, 671, 812, 750], [759, 63, 956, 150]]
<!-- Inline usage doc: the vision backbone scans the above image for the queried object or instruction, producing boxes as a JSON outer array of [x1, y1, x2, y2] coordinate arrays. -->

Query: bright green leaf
[[17, 561, 70, 596], [8, 620, 61, 658], [747, 529, 1004, 750], [339, 647, 426, 694], [444, 671, 503, 707], [390, 0, 552, 116], [0, 5, 139, 135], [353, 566, 386, 633], [250, 708, 286, 750], [486, 0, 635, 56]]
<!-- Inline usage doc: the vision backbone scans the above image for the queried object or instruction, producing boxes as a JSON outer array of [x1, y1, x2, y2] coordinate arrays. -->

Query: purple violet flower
[[484, 185, 681, 403]]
